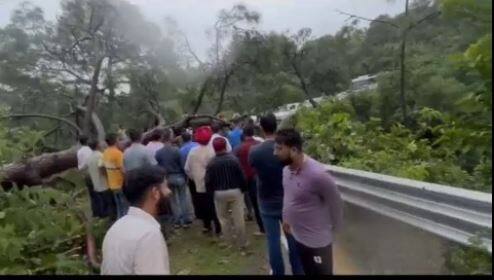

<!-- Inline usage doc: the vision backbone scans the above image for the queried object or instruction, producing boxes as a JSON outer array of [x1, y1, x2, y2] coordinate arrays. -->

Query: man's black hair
[[106, 133, 118, 146], [150, 129, 162, 141], [88, 139, 99, 150], [211, 122, 222, 133], [79, 135, 88, 145], [181, 131, 192, 143], [123, 165, 167, 206], [162, 128, 172, 142], [243, 124, 255, 137], [128, 129, 141, 143], [260, 113, 277, 134], [275, 128, 303, 151]]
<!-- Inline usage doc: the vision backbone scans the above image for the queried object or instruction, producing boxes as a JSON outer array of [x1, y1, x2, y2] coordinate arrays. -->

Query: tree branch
[[407, 11, 442, 31], [335, 9, 400, 29], [1, 114, 82, 134]]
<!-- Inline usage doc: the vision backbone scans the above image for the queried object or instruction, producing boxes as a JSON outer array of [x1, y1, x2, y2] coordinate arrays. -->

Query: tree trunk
[[192, 77, 212, 115], [214, 69, 234, 115], [77, 106, 106, 147], [292, 61, 318, 108], [399, 0, 410, 124], [1, 115, 227, 188], [82, 57, 105, 137]]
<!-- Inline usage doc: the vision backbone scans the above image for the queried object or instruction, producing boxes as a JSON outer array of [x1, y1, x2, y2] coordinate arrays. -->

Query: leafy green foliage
[[0, 185, 92, 274]]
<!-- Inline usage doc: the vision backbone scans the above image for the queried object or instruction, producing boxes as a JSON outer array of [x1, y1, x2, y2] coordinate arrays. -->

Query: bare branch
[[1, 114, 82, 134], [181, 33, 206, 67], [335, 9, 400, 29], [407, 11, 442, 31]]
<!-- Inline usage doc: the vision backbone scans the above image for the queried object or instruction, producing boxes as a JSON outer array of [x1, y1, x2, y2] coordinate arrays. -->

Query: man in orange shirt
[[103, 133, 127, 220]]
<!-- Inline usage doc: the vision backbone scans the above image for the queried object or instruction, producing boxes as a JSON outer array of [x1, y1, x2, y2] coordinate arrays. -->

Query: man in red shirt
[[234, 124, 265, 235]]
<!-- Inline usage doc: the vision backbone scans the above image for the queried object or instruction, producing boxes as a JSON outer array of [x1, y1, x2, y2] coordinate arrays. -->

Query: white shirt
[[253, 136, 264, 143], [87, 151, 108, 192], [101, 207, 170, 275], [145, 141, 164, 159], [207, 133, 232, 154], [184, 145, 215, 193], [77, 146, 93, 171]]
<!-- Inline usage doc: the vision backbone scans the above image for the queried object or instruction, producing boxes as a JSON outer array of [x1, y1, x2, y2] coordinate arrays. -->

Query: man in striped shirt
[[205, 137, 248, 249]]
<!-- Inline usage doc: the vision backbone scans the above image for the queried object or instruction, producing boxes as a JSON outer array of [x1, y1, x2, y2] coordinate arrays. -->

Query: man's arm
[[134, 230, 170, 275], [315, 173, 343, 232], [184, 152, 192, 178], [225, 137, 232, 152]]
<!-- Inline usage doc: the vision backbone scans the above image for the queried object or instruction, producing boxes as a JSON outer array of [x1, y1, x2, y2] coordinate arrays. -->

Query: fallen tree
[[1, 114, 228, 188]]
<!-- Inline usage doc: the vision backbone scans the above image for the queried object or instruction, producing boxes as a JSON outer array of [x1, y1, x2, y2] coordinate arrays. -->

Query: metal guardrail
[[325, 165, 492, 253]]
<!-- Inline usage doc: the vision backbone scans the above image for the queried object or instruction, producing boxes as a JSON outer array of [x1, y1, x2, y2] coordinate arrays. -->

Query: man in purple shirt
[[274, 128, 343, 275]]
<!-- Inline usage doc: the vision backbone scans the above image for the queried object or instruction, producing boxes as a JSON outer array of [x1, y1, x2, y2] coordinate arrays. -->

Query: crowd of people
[[76, 113, 343, 275]]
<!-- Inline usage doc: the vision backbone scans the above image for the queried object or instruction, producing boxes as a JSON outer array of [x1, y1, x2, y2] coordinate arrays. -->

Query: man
[[235, 124, 264, 235], [208, 122, 232, 154], [248, 114, 304, 275], [101, 165, 172, 275], [179, 131, 198, 219], [77, 135, 97, 217], [156, 129, 192, 228], [274, 129, 343, 275], [205, 137, 248, 249], [77, 135, 92, 171], [145, 129, 164, 158], [228, 118, 243, 149], [103, 133, 127, 219], [184, 126, 221, 235], [87, 139, 114, 218], [123, 129, 157, 172]]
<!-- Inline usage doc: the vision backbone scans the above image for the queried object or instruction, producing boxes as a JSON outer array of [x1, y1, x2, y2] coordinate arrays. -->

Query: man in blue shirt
[[249, 113, 304, 275], [180, 130, 199, 221], [180, 131, 199, 168], [228, 118, 243, 149]]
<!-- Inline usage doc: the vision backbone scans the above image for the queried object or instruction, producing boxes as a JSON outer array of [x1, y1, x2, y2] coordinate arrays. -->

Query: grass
[[167, 219, 269, 275]]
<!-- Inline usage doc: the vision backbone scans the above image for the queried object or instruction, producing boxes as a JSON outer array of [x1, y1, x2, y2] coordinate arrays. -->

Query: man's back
[[124, 143, 156, 172], [87, 151, 108, 192], [235, 137, 260, 181], [155, 145, 183, 176], [180, 141, 198, 167], [184, 145, 214, 193], [205, 153, 246, 193], [228, 128, 243, 149], [248, 140, 284, 208], [102, 207, 169, 275], [145, 141, 164, 158], [103, 146, 124, 190]]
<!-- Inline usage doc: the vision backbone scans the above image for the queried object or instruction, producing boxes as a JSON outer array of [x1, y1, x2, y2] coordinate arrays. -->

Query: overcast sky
[[0, 0, 405, 59]]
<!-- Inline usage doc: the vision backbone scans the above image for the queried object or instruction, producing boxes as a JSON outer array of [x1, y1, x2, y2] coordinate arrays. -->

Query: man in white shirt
[[145, 129, 164, 158], [101, 165, 172, 275], [77, 135, 98, 217], [77, 135, 92, 171]]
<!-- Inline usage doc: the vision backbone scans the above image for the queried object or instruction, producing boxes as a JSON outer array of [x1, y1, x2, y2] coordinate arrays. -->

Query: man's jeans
[[112, 189, 128, 219], [168, 174, 192, 226], [260, 207, 305, 275]]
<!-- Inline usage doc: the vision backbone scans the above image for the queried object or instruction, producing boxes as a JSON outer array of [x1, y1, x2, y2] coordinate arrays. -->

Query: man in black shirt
[[248, 113, 304, 275], [205, 137, 248, 249]]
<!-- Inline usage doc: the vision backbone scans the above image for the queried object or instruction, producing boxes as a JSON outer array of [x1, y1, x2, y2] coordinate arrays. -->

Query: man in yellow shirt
[[103, 133, 127, 220]]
